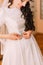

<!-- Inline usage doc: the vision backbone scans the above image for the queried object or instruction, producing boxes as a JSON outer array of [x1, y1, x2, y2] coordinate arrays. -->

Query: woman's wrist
[[26, 30, 33, 33]]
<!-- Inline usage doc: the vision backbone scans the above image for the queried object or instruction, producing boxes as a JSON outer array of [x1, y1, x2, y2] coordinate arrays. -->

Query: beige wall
[[35, 0, 43, 33]]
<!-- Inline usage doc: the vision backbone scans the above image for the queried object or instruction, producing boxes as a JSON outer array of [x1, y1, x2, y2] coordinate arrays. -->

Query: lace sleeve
[[0, 0, 9, 26], [0, 8, 5, 26]]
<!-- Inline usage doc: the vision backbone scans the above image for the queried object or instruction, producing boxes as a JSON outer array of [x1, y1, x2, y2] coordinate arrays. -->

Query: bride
[[0, 0, 43, 65]]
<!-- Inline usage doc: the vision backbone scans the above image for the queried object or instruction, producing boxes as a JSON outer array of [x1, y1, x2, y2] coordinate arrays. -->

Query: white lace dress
[[0, 7, 43, 65]]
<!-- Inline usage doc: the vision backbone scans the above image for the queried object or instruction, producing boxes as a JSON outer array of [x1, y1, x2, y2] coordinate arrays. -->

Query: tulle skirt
[[2, 35, 43, 65]]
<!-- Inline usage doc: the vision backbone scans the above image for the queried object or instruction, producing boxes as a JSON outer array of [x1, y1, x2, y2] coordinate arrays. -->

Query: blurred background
[[0, 0, 43, 65]]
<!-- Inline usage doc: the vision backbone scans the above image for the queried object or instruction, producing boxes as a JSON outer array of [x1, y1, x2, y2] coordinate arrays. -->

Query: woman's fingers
[[14, 34, 22, 40], [22, 31, 31, 39], [10, 34, 22, 40]]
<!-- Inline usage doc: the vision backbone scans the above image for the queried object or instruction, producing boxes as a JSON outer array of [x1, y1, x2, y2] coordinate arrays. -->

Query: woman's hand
[[22, 30, 32, 39], [0, 33, 22, 40], [9, 34, 22, 40]]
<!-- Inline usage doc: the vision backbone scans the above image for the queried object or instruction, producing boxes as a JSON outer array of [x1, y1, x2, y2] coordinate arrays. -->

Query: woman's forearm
[[0, 34, 19, 40], [0, 34, 11, 39]]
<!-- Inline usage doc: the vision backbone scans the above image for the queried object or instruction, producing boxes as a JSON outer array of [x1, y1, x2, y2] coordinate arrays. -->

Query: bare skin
[[0, 33, 22, 40], [22, 30, 32, 39], [0, 0, 32, 40]]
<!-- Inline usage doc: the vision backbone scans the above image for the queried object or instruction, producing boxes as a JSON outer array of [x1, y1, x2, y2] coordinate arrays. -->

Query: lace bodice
[[0, 7, 25, 34]]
